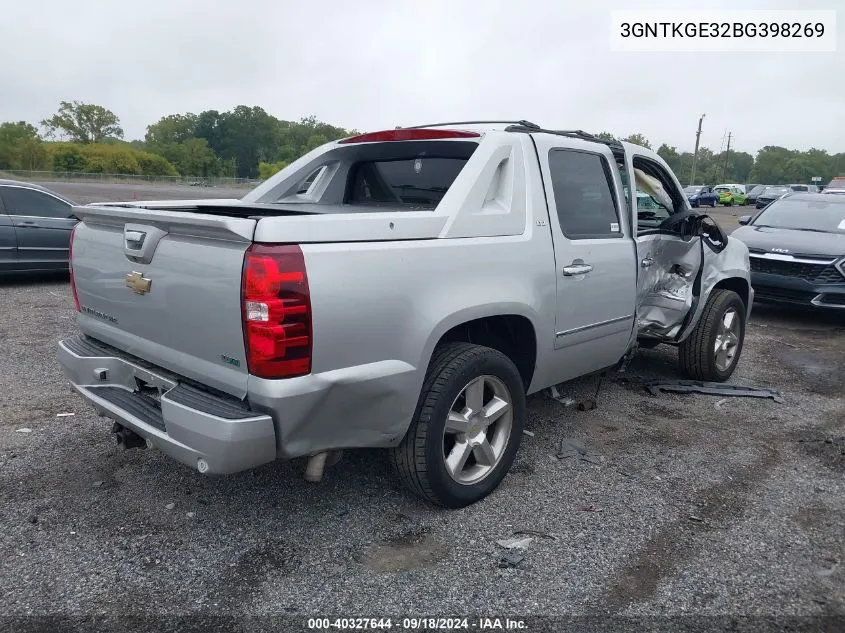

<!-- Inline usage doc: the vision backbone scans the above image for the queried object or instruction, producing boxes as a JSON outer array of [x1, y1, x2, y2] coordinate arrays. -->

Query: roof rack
[[399, 120, 542, 130], [503, 124, 625, 152]]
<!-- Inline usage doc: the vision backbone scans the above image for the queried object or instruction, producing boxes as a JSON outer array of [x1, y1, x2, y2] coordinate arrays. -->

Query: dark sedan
[[755, 186, 791, 209], [745, 184, 768, 205], [0, 179, 78, 274], [732, 193, 845, 309]]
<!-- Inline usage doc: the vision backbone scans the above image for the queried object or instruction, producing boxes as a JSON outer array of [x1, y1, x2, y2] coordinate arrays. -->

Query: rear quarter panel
[[246, 135, 562, 456]]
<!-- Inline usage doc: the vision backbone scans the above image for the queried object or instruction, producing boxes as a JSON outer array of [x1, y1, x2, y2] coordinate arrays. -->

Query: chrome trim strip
[[18, 246, 69, 251], [749, 252, 836, 265], [556, 314, 634, 338], [811, 294, 845, 309]]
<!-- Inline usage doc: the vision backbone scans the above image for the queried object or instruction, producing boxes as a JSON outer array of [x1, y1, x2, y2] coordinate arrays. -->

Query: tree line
[[1, 101, 842, 184], [600, 132, 845, 186]]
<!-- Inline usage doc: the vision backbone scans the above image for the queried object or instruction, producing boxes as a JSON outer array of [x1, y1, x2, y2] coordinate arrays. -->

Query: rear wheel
[[679, 289, 746, 382], [390, 343, 526, 508]]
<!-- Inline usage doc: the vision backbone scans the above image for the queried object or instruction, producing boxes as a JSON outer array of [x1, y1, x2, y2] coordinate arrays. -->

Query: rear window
[[348, 157, 468, 208], [260, 140, 478, 212]]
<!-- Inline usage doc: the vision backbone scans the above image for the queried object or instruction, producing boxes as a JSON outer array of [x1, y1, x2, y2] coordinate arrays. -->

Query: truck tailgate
[[70, 205, 256, 398]]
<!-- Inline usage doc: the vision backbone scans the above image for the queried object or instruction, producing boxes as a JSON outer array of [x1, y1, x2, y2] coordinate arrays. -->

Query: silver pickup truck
[[57, 121, 752, 508]]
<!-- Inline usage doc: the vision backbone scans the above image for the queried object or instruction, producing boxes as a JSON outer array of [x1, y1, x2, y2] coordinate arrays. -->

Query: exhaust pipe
[[112, 422, 146, 449], [304, 452, 328, 482], [304, 450, 343, 482]]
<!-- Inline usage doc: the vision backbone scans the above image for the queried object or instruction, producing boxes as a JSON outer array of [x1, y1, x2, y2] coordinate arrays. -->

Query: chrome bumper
[[57, 335, 277, 474]]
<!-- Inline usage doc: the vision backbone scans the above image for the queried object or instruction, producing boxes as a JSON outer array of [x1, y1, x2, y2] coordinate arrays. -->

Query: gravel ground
[[38, 181, 253, 205], [0, 198, 843, 629]]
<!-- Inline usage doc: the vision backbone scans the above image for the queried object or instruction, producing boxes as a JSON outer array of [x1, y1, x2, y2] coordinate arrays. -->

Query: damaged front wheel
[[678, 289, 746, 382]]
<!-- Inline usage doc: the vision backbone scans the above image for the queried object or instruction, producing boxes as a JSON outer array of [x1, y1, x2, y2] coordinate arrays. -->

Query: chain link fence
[[0, 170, 261, 188]]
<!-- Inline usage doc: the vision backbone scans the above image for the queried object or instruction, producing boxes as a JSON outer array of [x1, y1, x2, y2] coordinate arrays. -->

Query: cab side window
[[0, 187, 73, 219], [547, 149, 622, 239]]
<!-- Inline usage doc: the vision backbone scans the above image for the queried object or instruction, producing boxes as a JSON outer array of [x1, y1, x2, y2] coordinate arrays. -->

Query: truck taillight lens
[[69, 223, 80, 312], [241, 244, 312, 379]]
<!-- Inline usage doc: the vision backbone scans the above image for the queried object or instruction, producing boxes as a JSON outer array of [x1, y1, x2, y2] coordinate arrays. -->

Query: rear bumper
[[751, 273, 845, 309], [57, 335, 277, 474]]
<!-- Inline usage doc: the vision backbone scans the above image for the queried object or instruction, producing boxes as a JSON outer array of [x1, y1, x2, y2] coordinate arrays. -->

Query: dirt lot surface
[[41, 181, 251, 205], [0, 188, 842, 631]]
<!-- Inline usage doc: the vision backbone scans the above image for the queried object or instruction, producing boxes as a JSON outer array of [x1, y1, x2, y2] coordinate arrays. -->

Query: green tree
[[258, 160, 290, 180], [621, 133, 651, 149], [715, 150, 753, 183], [145, 113, 198, 145], [194, 110, 225, 154], [177, 138, 222, 177], [0, 121, 42, 169], [15, 138, 48, 170], [749, 146, 793, 183], [135, 151, 179, 176], [216, 105, 281, 178], [595, 131, 616, 142], [41, 101, 124, 143], [51, 146, 87, 172]]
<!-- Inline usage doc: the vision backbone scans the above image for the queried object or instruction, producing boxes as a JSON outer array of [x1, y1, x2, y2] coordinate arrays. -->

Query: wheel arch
[[419, 306, 539, 392]]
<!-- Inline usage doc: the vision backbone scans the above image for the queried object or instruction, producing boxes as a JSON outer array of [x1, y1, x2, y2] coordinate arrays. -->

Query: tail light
[[69, 223, 80, 312], [241, 244, 312, 379]]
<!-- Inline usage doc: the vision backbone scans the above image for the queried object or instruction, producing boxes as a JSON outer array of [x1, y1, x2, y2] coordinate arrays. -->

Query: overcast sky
[[3, 0, 842, 154]]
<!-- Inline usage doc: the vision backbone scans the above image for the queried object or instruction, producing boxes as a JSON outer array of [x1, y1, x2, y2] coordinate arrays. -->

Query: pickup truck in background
[[57, 121, 752, 508]]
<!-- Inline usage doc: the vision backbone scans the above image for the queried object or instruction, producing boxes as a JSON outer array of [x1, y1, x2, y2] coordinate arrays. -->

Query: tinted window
[[753, 198, 845, 233], [347, 157, 468, 209], [548, 149, 621, 238], [790, 185, 809, 192], [1, 187, 72, 218]]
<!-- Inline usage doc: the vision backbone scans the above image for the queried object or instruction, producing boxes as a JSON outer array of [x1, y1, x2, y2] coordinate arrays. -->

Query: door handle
[[641, 256, 654, 268], [562, 261, 593, 276], [18, 220, 40, 228]]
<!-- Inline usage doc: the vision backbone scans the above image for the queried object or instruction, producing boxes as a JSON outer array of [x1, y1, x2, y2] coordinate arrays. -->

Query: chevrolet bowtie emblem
[[125, 271, 152, 295]]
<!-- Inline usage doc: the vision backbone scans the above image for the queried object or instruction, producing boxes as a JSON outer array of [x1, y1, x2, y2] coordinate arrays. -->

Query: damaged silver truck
[[57, 121, 752, 508]]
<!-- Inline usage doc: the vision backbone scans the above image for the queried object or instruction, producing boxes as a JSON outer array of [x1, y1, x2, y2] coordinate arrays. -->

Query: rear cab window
[[348, 156, 468, 208], [252, 138, 480, 212]]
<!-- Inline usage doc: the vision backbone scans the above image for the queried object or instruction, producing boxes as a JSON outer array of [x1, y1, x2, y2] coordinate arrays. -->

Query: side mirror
[[738, 215, 752, 225]]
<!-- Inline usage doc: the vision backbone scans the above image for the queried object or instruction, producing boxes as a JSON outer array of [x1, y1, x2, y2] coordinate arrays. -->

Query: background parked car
[[714, 185, 748, 206], [786, 183, 815, 193], [755, 186, 792, 209], [0, 179, 77, 274], [823, 176, 845, 192], [744, 183, 761, 196], [733, 193, 845, 309], [716, 182, 747, 194], [745, 184, 769, 205], [683, 185, 717, 207]]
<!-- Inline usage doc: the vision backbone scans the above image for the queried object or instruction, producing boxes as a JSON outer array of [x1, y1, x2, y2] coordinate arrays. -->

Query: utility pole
[[722, 132, 732, 182], [689, 113, 705, 186]]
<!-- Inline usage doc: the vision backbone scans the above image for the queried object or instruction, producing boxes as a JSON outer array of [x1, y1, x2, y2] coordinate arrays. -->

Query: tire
[[390, 342, 526, 508], [679, 289, 746, 382]]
